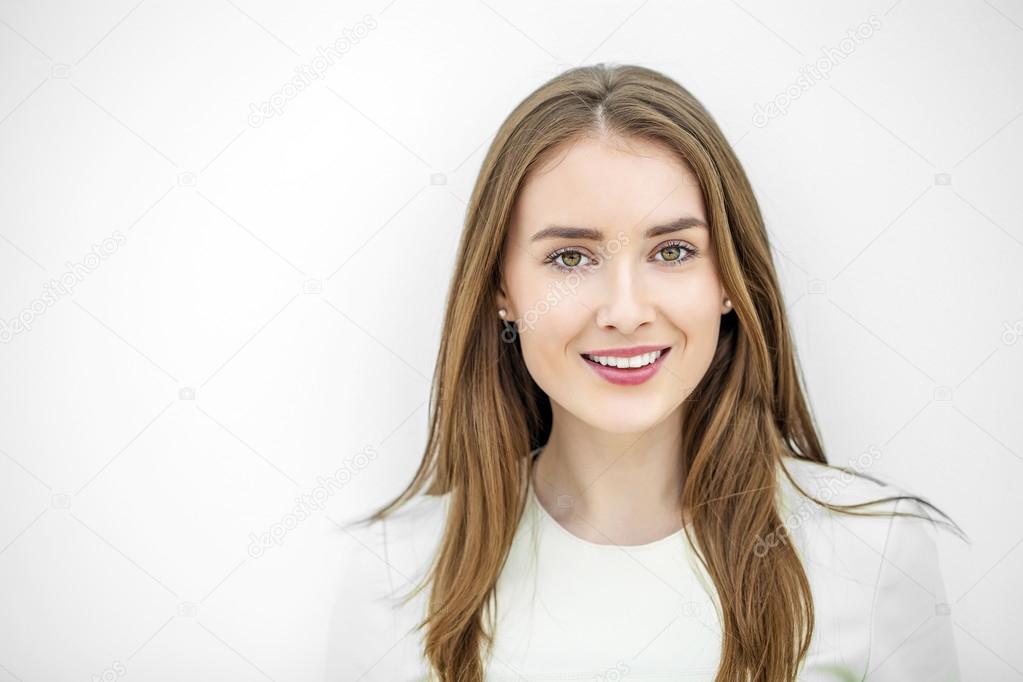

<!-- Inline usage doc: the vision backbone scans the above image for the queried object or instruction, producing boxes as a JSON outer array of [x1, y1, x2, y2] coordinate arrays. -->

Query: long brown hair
[[350, 63, 962, 681]]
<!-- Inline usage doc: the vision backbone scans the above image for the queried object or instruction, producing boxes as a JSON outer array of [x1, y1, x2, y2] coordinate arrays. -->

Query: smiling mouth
[[581, 346, 671, 369]]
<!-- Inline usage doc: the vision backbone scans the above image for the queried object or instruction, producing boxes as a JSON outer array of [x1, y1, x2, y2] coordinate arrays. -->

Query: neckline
[[527, 446, 687, 551]]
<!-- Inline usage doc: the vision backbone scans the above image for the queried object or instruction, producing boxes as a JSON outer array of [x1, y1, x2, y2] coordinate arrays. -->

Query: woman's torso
[[326, 453, 959, 681]]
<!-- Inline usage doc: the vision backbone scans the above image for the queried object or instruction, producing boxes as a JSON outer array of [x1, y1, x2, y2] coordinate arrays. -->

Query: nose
[[594, 262, 655, 335]]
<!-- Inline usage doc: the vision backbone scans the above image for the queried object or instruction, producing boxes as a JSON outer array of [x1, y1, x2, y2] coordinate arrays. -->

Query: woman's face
[[497, 133, 730, 434]]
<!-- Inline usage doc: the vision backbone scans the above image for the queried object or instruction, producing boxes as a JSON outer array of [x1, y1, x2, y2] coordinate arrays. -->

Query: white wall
[[0, 0, 1020, 680]]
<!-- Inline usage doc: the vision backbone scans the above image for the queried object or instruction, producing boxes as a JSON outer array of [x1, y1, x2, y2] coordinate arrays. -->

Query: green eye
[[544, 248, 595, 272], [653, 240, 698, 266], [660, 245, 683, 261]]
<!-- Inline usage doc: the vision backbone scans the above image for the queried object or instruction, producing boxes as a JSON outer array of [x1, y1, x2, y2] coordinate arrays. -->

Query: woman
[[326, 63, 963, 681]]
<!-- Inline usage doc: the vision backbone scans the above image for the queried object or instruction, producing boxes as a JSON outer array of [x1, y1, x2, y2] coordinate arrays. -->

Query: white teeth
[[585, 349, 663, 368]]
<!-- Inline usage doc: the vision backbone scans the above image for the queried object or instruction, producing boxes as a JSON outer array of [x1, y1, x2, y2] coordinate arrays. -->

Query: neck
[[531, 403, 688, 545]]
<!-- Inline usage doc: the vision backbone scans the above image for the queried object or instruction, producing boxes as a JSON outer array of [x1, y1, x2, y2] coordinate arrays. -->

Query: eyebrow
[[529, 216, 707, 242]]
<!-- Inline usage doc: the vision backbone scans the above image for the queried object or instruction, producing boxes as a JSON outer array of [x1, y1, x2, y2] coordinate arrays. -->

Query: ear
[[495, 284, 512, 318], [495, 270, 514, 318]]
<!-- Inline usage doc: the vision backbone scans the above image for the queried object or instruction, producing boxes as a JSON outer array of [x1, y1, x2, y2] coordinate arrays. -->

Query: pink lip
[[581, 346, 671, 386]]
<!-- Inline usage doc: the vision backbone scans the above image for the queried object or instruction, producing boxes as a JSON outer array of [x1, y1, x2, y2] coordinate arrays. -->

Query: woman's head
[[468, 63, 792, 460], [361, 62, 872, 681], [497, 131, 732, 438]]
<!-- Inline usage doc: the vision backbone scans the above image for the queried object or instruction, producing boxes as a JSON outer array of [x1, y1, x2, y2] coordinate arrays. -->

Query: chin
[[575, 401, 672, 434]]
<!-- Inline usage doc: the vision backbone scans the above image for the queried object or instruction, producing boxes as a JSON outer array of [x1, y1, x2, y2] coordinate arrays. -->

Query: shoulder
[[324, 492, 449, 681], [772, 454, 952, 591], [772, 455, 905, 563], [773, 454, 950, 598], [773, 456, 961, 680]]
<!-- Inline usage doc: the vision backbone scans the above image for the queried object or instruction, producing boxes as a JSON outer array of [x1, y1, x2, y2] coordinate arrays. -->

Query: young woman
[[327, 63, 963, 681]]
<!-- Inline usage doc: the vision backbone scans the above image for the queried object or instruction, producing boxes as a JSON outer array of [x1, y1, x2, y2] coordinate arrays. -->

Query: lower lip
[[581, 348, 671, 386]]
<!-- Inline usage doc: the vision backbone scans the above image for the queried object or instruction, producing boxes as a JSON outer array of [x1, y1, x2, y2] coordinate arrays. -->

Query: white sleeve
[[864, 497, 961, 681]]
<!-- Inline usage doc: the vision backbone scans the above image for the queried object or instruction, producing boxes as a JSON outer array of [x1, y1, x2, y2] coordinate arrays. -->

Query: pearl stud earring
[[498, 308, 507, 319]]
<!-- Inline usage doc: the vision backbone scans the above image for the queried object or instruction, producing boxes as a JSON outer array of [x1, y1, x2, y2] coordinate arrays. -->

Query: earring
[[724, 298, 732, 309], [498, 308, 517, 344]]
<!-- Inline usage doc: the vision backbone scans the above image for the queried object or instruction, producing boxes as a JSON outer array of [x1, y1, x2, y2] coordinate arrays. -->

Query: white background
[[1, 0, 1021, 680]]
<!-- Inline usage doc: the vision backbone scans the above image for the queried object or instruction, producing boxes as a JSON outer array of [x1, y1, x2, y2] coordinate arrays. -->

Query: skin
[[496, 133, 732, 546]]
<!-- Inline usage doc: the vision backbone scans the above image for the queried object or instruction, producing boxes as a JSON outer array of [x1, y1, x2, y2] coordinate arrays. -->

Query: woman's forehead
[[511, 136, 706, 240]]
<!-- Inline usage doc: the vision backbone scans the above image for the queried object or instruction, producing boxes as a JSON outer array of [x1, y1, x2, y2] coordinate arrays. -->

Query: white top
[[325, 452, 960, 681]]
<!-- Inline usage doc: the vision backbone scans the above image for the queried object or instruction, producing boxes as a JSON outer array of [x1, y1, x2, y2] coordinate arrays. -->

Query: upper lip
[[581, 345, 670, 357]]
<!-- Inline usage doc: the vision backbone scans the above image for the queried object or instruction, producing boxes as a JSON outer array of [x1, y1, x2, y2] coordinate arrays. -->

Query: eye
[[544, 247, 597, 272], [652, 240, 699, 266]]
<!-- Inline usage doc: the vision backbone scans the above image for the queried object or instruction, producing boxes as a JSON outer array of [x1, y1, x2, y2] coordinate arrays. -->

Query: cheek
[[513, 294, 591, 387], [660, 286, 723, 351], [518, 301, 580, 365], [508, 266, 582, 337], [667, 297, 721, 329]]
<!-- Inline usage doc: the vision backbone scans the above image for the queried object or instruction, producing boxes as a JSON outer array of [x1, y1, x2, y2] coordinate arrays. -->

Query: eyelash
[[543, 240, 699, 272]]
